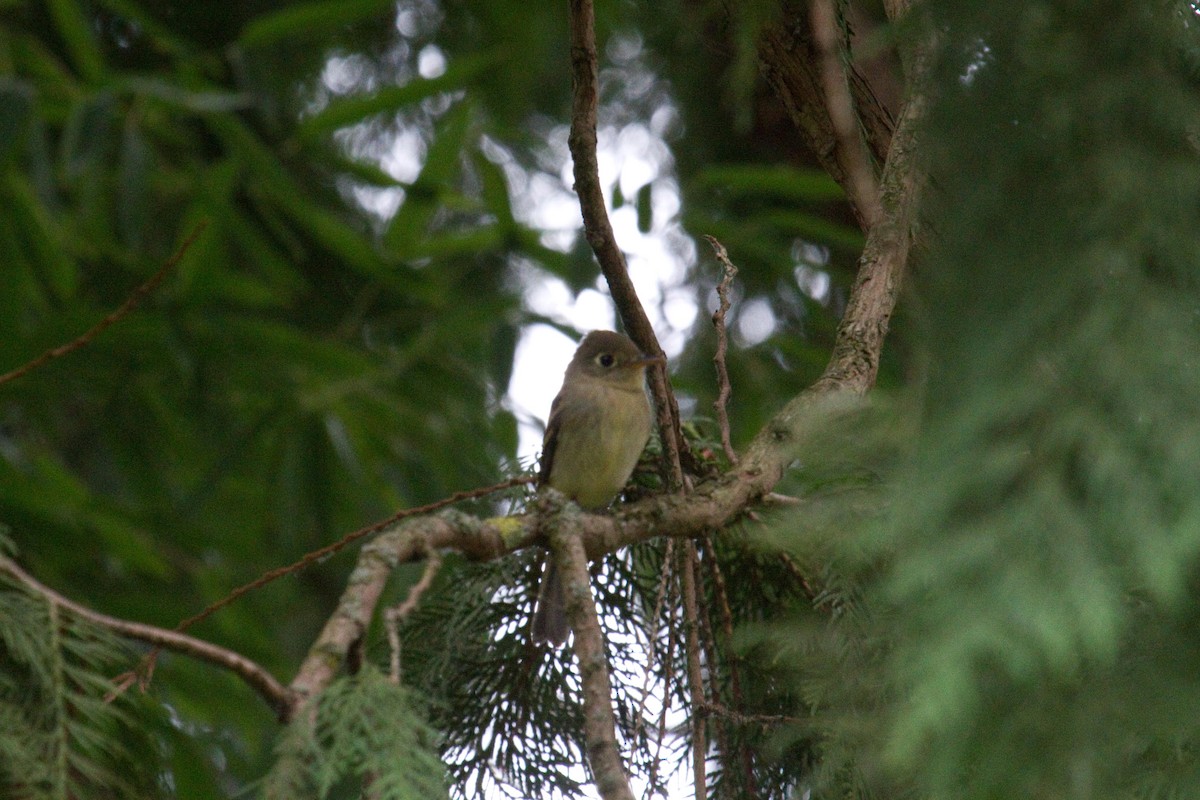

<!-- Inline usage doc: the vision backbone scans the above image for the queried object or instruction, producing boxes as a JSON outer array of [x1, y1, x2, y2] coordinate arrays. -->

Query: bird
[[531, 330, 660, 645]]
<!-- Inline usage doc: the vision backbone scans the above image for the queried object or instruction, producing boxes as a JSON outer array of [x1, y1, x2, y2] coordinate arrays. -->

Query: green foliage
[[15, 0, 1198, 797], [0, 0, 532, 790], [264, 666, 446, 800], [755, 2, 1200, 799], [0, 579, 165, 799]]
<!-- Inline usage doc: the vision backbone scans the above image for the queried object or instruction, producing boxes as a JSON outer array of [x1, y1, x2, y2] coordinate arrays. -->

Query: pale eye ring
[[597, 353, 615, 368]]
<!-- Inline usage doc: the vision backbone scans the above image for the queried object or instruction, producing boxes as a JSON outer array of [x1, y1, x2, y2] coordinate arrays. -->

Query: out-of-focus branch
[[757, 3, 895, 230], [811, 0, 884, 228], [0, 223, 207, 387], [0, 555, 293, 718]]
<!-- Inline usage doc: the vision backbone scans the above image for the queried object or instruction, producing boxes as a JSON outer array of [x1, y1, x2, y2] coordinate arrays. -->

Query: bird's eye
[[596, 353, 615, 368]]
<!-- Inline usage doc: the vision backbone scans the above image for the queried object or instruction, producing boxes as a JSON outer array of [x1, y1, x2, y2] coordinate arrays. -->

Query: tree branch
[[680, 540, 708, 800], [0, 555, 294, 718], [811, 19, 928, 394], [705, 236, 739, 465], [811, 0, 884, 228], [0, 223, 207, 387], [549, 499, 637, 800], [566, 0, 688, 489], [287, 0, 928, 741], [756, 1, 897, 230]]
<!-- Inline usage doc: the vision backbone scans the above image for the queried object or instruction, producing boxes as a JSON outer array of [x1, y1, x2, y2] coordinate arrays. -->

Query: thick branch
[[550, 504, 637, 800], [757, 2, 895, 229], [811, 0, 883, 228], [0, 555, 293, 718], [566, 0, 688, 489], [811, 26, 927, 394]]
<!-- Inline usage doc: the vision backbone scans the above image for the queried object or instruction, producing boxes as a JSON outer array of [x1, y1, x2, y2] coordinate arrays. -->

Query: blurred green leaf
[[636, 182, 652, 232], [0, 78, 34, 165], [299, 53, 497, 139], [383, 102, 472, 255], [473, 147, 515, 229], [238, 0, 394, 49], [46, 0, 105, 81], [117, 119, 151, 249], [3, 173, 76, 300], [59, 91, 115, 179], [694, 164, 847, 202], [120, 76, 255, 113], [762, 210, 865, 251]]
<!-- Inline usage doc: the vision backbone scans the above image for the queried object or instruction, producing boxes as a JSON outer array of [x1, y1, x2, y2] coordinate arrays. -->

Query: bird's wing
[[538, 391, 565, 487]]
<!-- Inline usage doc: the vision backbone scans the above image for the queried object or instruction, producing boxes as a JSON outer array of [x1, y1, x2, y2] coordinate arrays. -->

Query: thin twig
[[0, 222, 208, 387], [648, 597, 680, 796], [172, 475, 530, 638], [811, 0, 883, 229], [384, 546, 443, 685], [0, 555, 294, 717], [702, 537, 757, 798], [566, 0, 687, 492], [703, 236, 739, 465], [126, 475, 532, 706], [696, 702, 802, 728], [632, 539, 676, 747], [679, 540, 708, 800], [694, 548, 731, 796]]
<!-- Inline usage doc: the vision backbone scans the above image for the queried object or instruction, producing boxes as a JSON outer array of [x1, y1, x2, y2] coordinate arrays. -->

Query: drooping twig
[[695, 550, 733, 797], [704, 236, 740, 465], [643, 542, 681, 796], [0, 222, 208, 387], [566, 0, 687, 491], [384, 546, 443, 685], [632, 538, 676, 761], [0, 555, 293, 717], [125, 474, 532, 710], [634, 539, 675, 703], [548, 503, 637, 800], [171, 475, 530, 641], [811, 0, 883, 229]]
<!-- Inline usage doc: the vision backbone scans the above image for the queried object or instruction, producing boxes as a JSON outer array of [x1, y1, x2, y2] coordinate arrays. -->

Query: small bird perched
[[531, 330, 661, 645]]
